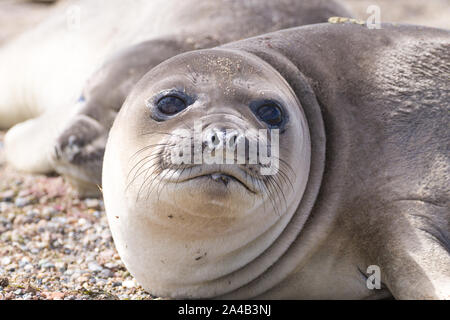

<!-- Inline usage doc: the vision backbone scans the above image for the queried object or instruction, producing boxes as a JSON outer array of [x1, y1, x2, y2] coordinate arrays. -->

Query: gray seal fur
[[103, 22, 449, 299]]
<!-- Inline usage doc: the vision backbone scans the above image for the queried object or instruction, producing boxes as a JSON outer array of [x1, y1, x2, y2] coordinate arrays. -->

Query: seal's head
[[103, 49, 311, 298]]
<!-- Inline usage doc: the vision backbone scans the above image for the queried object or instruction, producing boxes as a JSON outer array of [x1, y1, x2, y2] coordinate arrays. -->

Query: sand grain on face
[[0, 131, 154, 300]]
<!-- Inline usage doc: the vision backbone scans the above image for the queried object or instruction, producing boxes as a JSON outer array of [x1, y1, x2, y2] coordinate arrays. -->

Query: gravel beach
[[0, 132, 154, 300]]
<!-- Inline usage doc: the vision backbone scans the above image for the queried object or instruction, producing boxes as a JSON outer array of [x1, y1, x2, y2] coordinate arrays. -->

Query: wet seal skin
[[103, 23, 450, 299], [0, 0, 352, 196]]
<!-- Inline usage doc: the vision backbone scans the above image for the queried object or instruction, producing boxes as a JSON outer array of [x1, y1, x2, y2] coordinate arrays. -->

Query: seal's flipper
[[367, 200, 450, 299], [4, 110, 67, 174]]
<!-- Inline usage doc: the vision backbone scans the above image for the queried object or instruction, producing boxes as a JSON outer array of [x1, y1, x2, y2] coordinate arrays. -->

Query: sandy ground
[[0, 0, 448, 300]]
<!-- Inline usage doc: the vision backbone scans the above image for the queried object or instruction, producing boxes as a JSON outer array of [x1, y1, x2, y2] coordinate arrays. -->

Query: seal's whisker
[[137, 168, 162, 202], [145, 166, 171, 201], [274, 156, 296, 177], [134, 165, 155, 201], [156, 165, 181, 201], [127, 150, 162, 180], [262, 176, 279, 217], [128, 143, 173, 162], [126, 151, 163, 189], [131, 160, 159, 197], [276, 167, 294, 192], [126, 158, 152, 192], [136, 158, 163, 197], [142, 154, 177, 201], [129, 156, 162, 196], [268, 175, 287, 212], [268, 177, 283, 217]]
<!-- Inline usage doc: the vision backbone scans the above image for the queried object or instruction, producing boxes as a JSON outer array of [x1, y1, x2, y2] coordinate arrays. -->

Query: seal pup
[[0, 0, 353, 196], [103, 23, 449, 299]]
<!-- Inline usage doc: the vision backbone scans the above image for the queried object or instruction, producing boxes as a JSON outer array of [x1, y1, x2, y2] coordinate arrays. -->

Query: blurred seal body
[[103, 23, 450, 299]]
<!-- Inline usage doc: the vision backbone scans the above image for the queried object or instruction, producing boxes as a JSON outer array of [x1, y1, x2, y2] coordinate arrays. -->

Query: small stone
[[122, 279, 137, 289], [93, 211, 102, 218], [24, 264, 33, 272], [18, 190, 31, 197], [0, 277, 8, 287], [18, 258, 30, 268], [14, 197, 30, 207], [85, 198, 100, 209], [0, 190, 14, 202], [88, 262, 103, 273], [26, 209, 39, 218], [76, 276, 89, 284], [42, 262, 55, 269], [22, 293, 32, 300], [39, 259, 55, 269], [99, 269, 114, 278], [55, 261, 67, 272], [42, 291, 65, 300], [42, 206, 57, 219], [1, 257, 11, 266]]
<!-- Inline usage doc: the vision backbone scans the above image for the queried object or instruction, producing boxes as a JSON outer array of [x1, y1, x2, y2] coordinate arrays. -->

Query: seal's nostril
[[211, 132, 220, 146], [226, 131, 241, 150], [207, 130, 222, 148]]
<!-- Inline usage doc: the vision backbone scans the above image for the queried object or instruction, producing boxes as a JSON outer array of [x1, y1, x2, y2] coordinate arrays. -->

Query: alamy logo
[[366, 5, 382, 29], [66, 5, 81, 32], [169, 121, 280, 175], [366, 265, 381, 289]]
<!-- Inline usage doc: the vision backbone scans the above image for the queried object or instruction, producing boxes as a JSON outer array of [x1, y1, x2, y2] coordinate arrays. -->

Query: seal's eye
[[157, 95, 187, 115], [250, 100, 285, 129], [257, 104, 282, 126]]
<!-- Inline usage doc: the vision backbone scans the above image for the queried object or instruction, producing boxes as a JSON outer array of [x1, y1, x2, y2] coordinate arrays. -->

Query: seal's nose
[[204, 128, 244, 151], [208, 130, 223, 149]]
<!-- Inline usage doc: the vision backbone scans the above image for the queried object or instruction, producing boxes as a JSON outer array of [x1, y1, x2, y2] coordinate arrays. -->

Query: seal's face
[[104, 49, 311, 297]]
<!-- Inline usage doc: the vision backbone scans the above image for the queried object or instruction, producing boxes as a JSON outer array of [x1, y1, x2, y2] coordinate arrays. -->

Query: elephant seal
[[16, 0, 353, 196], [103, 23, 450, 299]]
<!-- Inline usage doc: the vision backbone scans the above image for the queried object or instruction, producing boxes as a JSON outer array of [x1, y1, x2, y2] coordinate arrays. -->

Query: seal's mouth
[[184, 172, 255, 193], [162, 165, 258, 194]]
